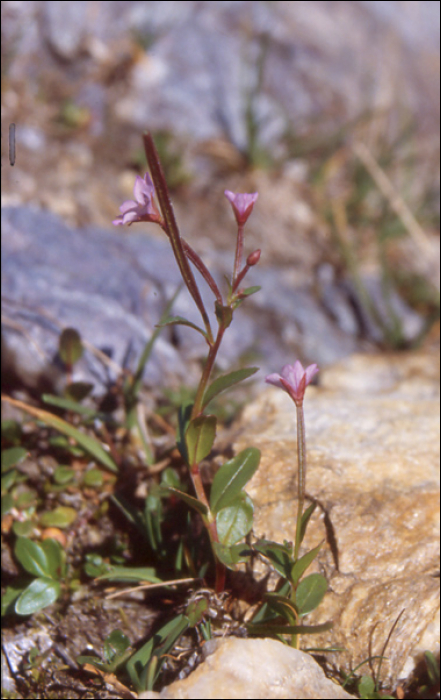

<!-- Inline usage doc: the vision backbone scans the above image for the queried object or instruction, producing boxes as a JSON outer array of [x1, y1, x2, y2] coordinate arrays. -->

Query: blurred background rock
[[2, 0, 440, 391]]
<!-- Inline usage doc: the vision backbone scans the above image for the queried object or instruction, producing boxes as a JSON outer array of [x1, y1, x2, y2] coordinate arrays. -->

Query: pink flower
[[113, 173, 160, 226], [224, 190, 258, 226], [265, 361, 319, 406]]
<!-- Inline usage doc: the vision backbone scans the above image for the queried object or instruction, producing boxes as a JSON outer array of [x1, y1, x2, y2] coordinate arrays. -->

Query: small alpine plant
[[113, 134, 329, 667], [114, 132, 262, 594], [248, 360, 331, 647]]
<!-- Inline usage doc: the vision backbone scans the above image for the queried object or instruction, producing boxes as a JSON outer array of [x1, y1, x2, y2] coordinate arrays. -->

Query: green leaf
[[97, 566, 160, 583], [40, 538, 65, 579], [216, 492, 254, 546], [253, 539, 294, 580], [103, 629, 131, 665], [202, 367, 259, 410], [53, 466, 75, 485], [240, 285, 261, 297], [156, 316, 209, 341], [126, 612, 188, 692], [291, 541, 324, 585], [1, 494, 14, 517], [1, 584, 23, 616], [39, 506, 77, 528], [160, 486, 209, 517], [215, 302, 233, 328], [358, 676, 376, 698], [15, 537, 52, 578], [185, 415, 217, 465], [82, 468, 104, 487], [15, 578, 61, 615], [186, 597, 208, 627], [264, 593, 299, 625], [212, 542, 252, 569], [176, 401, 193, 462], [425, 650, 440, 686], [12, 521, 34, 537], [59, 327, 83, 366], [42, 394, 97, 417], [2, 396, 118, 473], [110, 493, 147, 535], [161, 467, 180, 489], [2, 447, 28, 471], [296, 573, 328, 616], [210, 447, 260, 514], [1, 419, 22, 443], [64, 381, 94, 402], [144, 491, 163, 552], [77, 655, 109, 672], [299, 502, 317, 545], [250, 579, 291, 624]]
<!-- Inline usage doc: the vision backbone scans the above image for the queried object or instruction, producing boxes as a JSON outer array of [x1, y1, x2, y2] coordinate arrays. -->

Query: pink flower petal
[[265, 361, 319, 405]]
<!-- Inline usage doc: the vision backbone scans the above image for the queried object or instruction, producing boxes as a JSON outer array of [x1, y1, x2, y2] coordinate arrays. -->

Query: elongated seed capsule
[[9, 123, 16, 166]]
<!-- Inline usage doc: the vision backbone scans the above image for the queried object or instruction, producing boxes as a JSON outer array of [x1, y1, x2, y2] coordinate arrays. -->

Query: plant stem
[[191, 323, 226, 420], [294, 402, 306, 561], [233, 224, 244, 284]]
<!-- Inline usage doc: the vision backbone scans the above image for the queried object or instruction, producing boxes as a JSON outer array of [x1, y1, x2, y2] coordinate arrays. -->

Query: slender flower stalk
[[265, 361, 319, 556], [224, 191, 258, 285]]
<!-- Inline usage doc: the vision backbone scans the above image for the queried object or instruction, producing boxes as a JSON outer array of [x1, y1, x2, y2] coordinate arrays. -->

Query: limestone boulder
[[138, 637, 354, 699], [233, 350, 440, 687]]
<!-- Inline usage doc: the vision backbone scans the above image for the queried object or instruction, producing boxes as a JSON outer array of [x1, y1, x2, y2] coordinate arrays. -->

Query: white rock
[[138, 637, 354, 699]]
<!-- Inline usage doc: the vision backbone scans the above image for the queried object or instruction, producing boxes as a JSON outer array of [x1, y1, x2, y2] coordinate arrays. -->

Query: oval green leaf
[[41, 538, 65, 579], [212, 542, 252, 569], [59, 327, 83, 366], [185, 415, 217, 465], [210, 447, 260, 514], [1, 447, 28, 471], [15, 537, 50, 577], [216, 492, 254, 546], [202, 367, 259, 410], [53, 466, 76, 485], [83, 468, 104, 487], [15, 578, 60, 615], [39, 506, 77, 529], [296, 573, 328, 616]]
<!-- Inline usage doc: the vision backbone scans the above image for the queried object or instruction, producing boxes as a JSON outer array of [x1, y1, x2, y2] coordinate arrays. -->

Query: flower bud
[[247, 249, 261, 266]]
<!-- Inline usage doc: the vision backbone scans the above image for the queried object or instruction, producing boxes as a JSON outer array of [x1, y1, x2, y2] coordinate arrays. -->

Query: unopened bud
[[247, 249, 261, 266]]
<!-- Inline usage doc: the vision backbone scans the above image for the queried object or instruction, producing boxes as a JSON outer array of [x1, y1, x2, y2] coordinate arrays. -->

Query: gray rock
[[1, 205, 188, 394], [2, 205, 428, 398]]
